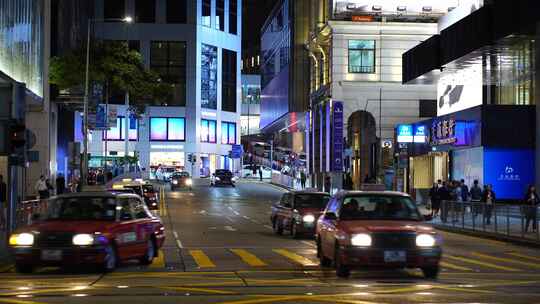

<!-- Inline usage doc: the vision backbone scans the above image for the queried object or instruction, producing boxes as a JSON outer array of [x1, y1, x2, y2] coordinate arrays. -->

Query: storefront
[[397, 105, 535, 201]]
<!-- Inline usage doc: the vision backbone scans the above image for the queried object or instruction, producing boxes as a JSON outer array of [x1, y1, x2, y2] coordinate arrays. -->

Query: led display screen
[[168, 118, 185, 141], [228, 123, 236, 145], [221, 123, 228, 144], [105, 117, 122, 140], [150, 118, 168, 141], [483, 149, 535, 200]]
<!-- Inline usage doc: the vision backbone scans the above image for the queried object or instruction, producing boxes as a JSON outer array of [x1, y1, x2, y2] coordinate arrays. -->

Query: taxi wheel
[[273, 219, 283, 235], [317, 239, 332, 267], [421, 266, 440, 279], [102, 244, 118, 272], [15, 263, 34, 274], [334, 246, 350, 278], [140, 239, 156, 265]]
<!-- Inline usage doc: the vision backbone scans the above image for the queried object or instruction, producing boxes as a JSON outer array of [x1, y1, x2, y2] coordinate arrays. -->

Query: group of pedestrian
[[429, 179, 496, 224]]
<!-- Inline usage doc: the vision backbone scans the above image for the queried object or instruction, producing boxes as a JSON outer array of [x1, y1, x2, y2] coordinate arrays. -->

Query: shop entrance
[[409, 152, 449, 200]]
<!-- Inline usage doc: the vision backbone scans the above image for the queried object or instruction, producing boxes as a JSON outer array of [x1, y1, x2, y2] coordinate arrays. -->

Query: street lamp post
[[82, 16, 132, 186]]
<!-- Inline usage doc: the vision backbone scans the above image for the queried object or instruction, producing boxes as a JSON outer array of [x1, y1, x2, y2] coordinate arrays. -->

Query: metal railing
[[434, 201, 540, 242]]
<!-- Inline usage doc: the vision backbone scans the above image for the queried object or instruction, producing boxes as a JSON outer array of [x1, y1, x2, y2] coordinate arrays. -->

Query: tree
[[50, 41, 172, 115]]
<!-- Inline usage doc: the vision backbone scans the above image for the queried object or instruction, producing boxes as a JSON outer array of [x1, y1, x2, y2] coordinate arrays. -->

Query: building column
[[536, 22, 540, 190]]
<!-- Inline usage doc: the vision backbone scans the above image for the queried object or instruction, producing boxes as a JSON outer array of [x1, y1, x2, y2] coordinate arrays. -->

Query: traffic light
[[9, 121, 26, 152]]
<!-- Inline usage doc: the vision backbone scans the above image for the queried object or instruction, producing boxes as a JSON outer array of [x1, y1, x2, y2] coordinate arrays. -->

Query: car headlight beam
[[416, 234, 436, 247], [302, 214, 315, 223], [9, 233, 35, 246], [73, 234, 95, 246], [351, 233, 372, 247], [185, 179, 193, 186]]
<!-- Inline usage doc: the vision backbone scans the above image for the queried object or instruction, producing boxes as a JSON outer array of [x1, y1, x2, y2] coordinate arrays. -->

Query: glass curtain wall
[[0, 0, 43, 97]]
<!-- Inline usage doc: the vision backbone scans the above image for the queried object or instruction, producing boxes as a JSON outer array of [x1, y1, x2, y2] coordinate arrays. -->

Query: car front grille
[[36, 232, 73, 248], [371, 232, 416, 249]]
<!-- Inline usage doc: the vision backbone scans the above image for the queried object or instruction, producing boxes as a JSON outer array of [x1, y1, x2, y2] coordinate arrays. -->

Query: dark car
[[9, 192, 165, 273], [170, 172, 193, 190], [271, 191, 331, 238], [316, 191, 441, 278], [142, 184, 159, 210], [210, 169, 235, 187]]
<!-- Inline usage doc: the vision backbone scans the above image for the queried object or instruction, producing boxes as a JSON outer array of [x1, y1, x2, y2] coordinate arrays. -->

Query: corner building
[[88, 0, 242, 177]]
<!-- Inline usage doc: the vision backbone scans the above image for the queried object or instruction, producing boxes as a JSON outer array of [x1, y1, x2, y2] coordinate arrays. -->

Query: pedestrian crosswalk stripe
[[230, 249, 267, 267], [506, 252, 540, 262], [272, 249, 318, 266], [446, 255, 520, 272], [189, 250, 216, 268], [149, 250, 165, 268], [440, 261, 472, 271], [471, 252, 540, 269]]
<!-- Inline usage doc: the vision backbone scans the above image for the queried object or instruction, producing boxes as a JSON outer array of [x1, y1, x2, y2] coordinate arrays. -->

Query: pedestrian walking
[[0, 175, 6, 230], [259, 168, 263, 181], [524, 185, 539, 232], [300, 171, 306, 189], [35, 175, 49, 199], [324, 176, 331, 194], [56, 173, 65, 195], [482, 184, 496, 225]]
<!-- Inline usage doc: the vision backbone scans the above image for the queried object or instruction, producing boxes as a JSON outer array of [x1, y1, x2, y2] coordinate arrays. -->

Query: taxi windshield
[[339, 195, 422, 221], [124, 186, 143, 196], [45, 197, 117, 221], [294, 194, 330, 209]]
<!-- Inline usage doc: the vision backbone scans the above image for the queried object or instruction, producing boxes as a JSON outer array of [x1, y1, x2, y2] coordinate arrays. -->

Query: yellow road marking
[[0, 299, 47, 304], [440, 261, 473, 271], [160, 286, 237, 295], [507, 252, 540, 262], [472, 252, 540, 269], [230, 249, 267, 267], [272, 249, 318, 266], [149, 249, 165, 268], [189, 250, 216, 268], [446, 255, 520, 272]]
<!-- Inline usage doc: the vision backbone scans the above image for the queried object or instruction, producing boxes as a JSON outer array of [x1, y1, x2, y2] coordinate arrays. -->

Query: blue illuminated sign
[[397, 125, 413, 143], [483, 149, 534, 200], [413, 125, 426, 143]]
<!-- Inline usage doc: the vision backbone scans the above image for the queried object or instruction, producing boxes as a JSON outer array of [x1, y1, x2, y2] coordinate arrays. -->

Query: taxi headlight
[[172, 180, 178, 185], [185, 179, 193, 186], [9, 233, 34, 246], [302, 214, 316, 223], [416, 234, 436, 247], [351, 233, 372, 247], [215, 177, 221, 181], [73, 234, 94, 246]]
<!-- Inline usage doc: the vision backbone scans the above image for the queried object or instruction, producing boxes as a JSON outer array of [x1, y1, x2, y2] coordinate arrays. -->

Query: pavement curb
[[433, 224, 540, 248], [269, 182, 293, 191]]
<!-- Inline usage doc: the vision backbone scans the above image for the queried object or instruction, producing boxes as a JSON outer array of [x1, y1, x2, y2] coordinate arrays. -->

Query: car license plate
[[384, 251, 406, 263], [41, 249, 62, 261]]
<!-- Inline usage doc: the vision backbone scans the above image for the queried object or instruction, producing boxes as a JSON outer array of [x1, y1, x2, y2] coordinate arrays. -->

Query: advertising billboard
[[483, 148, 534, 200], [437, 65, 482, 116], [397, 124, 413, 143], [333, 0, 460, 16]]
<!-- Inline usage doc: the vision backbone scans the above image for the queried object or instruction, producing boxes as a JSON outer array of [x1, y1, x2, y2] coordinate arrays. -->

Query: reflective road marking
[[272, 249, 318, 266], [189, 250, 216, 268], [230, 249, 267, 267], [446, 255, 520, 272]]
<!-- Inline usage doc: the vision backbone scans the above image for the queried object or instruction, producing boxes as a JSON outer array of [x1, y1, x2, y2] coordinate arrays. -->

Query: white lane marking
[[199, 210, 207, 214], [173, 231, 179, 239], [243, 215, 250, 220], [225, 216, 234, 223], [251, 220, 261, 224], [232, 211, 240, 216], [264, 225, 273, 230], [301, 241, 316, 248], [224, 226, 237, 231], [176, 239, 183, 248]]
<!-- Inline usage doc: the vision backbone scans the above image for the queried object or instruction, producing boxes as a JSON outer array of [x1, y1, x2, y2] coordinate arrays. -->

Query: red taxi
[[316, 191, 441, 278], [9, 192, 165, 273], [271, 191, 331, 238]]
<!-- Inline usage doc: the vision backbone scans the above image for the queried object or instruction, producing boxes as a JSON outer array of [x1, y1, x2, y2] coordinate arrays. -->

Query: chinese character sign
[[332, 101, 344, 172]]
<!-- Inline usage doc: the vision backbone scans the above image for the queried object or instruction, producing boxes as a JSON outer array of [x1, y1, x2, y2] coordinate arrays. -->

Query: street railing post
[[472, 202, 476, 230], [461, 201, 465, 229], [506, 205, 510, 236], [521, 208, 525, 238]]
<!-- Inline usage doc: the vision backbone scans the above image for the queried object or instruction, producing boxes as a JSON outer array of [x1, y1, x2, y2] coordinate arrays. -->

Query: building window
[[216, 0, 224, 31], [201, 44, 218, 109], [135, 0, 155, 23], [166, 0, 187, 23], [201, 119, 217, 143], [221, 122, 236, 145], [150, 41, 187, 106], [104, 0, 125, 20], [104, 116, 138, 141], [229, 0, 237, 34], [348, 40, 375, 74], [222, 49, 237, 112], [202, 0, 211, 27], [150, 117, 185, 141]]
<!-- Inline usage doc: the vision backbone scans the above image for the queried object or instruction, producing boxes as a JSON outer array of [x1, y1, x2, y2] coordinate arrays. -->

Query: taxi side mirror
[[324, 212, 337, 220]]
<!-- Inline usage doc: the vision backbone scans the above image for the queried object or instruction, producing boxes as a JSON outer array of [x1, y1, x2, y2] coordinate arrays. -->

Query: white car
[[242, 165, 272, 179]]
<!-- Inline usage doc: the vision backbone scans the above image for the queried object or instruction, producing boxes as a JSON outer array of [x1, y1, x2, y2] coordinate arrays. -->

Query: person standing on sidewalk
[[259, 168, 263, 181], [482, 184, 496, 225], [429, 183, 439, 218], [470, 180, 483, 218], [35, 175, 49, 199], [460, 179, 469, 202], [324, 176, 331, 194], [56, 173, 65, 195], [0, 175, 6, 230], [524, 185, 539, 232], [300, 171, 306, 189]]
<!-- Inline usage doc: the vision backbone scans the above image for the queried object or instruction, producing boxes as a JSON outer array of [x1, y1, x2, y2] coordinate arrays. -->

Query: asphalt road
[[1, 179, 540, 304]]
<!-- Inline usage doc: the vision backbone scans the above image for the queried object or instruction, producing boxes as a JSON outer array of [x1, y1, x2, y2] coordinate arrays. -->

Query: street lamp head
[[123, 16, 133, 23]]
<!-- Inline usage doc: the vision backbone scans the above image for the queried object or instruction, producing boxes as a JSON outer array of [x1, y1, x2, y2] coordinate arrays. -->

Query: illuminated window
[[202, 0, 211, 27], [104, 116, 138, 141], [221, 122, 236, 145], [201, 119, 217, 143], [150, 117, 185, 141], [348, 40, 375, 74]]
